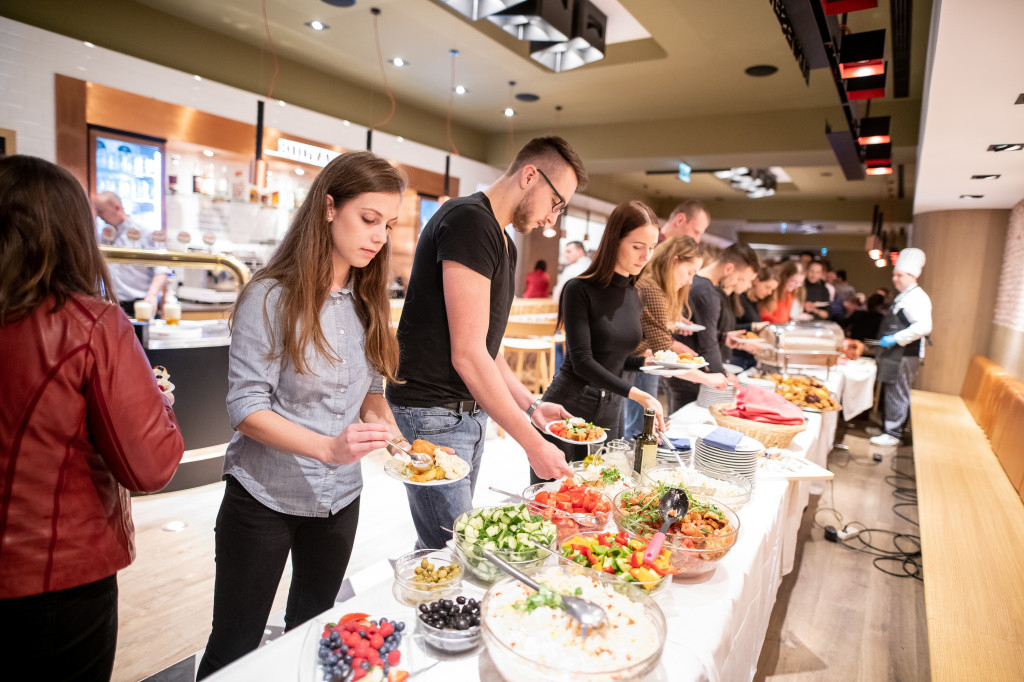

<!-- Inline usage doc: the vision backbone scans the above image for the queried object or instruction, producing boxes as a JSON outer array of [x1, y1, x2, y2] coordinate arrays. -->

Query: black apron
[[876, 290, 923, 384]]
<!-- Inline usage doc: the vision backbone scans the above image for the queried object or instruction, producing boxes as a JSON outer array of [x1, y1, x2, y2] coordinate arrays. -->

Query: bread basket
[[708, 403, 806, 448]]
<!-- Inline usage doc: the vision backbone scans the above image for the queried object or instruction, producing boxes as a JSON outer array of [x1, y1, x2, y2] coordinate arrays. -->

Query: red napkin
[[723, 385, 805, 425]]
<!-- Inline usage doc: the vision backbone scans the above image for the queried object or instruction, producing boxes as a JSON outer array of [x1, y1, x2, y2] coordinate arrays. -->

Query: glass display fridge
[[88, 125, 166, 232]]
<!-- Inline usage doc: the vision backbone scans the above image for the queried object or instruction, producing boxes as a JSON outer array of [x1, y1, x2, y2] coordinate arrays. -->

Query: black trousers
[[196, 477, 360, 679], [533, 374, 625, 484], [0, 575, 118, 681], [664, 376, 699, 416]]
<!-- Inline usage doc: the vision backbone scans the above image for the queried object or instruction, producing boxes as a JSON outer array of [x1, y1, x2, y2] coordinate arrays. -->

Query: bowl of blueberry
[[416, 596, 482, 654]]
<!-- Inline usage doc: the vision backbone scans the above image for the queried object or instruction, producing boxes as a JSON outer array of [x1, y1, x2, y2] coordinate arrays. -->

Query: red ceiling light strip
[[822, 0, 878, 15], [866, 166, 893, 175]]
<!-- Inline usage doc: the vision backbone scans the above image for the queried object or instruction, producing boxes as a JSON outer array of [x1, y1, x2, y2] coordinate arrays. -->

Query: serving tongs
[[489, 486, 601, 526]]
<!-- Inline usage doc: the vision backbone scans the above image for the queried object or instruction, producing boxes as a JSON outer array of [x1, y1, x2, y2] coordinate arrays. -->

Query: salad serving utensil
[[488, 486, 601, 526], [643, 487, 690, 564]]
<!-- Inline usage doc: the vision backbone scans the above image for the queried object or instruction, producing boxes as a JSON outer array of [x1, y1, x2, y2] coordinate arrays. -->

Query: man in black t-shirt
[[386, 137, 587, 550], [802, 261, 831, 319]]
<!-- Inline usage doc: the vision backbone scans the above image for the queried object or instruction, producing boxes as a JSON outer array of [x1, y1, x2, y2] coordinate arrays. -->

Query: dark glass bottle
[[634, 408, 658, 476]]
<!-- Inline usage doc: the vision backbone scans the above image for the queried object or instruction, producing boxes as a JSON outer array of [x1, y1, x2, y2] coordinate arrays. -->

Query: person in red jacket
[[0, 155, 184, 680]]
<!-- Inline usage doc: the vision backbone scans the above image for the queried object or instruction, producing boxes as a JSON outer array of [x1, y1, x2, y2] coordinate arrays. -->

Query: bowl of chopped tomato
[[522, 480, 613, 542], [560, 530, 676, 593]]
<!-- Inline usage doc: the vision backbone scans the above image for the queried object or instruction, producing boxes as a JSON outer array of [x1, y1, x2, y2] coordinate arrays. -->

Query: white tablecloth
[[207, 409, 837, 682]]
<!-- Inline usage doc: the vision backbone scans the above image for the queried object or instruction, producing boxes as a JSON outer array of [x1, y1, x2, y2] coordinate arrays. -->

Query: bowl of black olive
[[416, 596, 482, 653]]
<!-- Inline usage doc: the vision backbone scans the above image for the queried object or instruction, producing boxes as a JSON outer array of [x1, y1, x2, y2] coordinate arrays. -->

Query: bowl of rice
[[640, 464, 752, 510], [481, 565, 666, 681]]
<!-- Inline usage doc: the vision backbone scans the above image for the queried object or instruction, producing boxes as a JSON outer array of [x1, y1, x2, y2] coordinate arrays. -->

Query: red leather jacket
[[0, 295, 184, 598]]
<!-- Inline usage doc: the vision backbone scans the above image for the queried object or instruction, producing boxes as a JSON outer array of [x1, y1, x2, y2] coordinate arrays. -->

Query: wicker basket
[[708, 403, 806, 449]]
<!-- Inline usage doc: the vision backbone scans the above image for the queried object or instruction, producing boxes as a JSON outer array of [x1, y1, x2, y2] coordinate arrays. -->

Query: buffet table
[[204, 366, 864, 682]]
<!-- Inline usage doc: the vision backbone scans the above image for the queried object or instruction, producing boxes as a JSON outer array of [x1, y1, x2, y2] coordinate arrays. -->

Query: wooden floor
[[114, 426, 929, 681]]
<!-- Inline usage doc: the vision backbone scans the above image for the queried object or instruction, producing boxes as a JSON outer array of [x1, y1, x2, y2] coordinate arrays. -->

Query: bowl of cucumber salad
[[452, 505, 558, 585]]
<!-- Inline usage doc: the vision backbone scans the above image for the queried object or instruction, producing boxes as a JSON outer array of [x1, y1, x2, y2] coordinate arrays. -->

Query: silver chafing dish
[[755, 321, 844, 376]]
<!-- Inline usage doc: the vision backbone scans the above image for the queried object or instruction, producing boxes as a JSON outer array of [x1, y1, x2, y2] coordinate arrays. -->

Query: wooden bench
[[910, 355, 1024, 681]]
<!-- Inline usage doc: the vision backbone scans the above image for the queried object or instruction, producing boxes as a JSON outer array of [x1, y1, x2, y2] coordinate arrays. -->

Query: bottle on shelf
[[634, 408, 659, 477]]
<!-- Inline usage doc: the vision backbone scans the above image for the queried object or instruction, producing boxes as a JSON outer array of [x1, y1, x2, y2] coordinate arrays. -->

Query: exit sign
[[678, 162, 692, 183]]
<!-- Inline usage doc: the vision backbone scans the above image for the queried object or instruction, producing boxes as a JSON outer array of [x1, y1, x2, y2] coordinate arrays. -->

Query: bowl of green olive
[[393, 548, 464, 606]]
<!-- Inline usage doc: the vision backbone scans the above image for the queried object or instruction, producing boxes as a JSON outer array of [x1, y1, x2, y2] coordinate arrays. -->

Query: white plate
[[722, 363, 744, 375], [654, 360, 710, 370], [384, 456, 470, 486], [675, 322, 706, 332], [544, 420, 608, 445], [301, 614, 435, 682]]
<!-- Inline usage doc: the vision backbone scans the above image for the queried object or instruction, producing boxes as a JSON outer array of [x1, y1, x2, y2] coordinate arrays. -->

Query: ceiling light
[[295, 168, 305, 175], [438, 0, 522, 21], [515, 93, 540, 102], [83, 41, 95, 48], [823, 0, 878, 14], [278, 100, 286, 107], [971, 174, 1001, 180], [866, 166, 893, 175], [202, 149, 214, 157], [960, 194, 984, 199], [343, 120, 351, 126], [543, 227, 557, 238], [875, 258, 887, 268], [715, 168, 778, 198], [839, 30, 886, 79], [869, 248, 882, 259], [193, 75, 203, 81], [454, 85, 467, 95], [988, 144, 1023, 152], [489, 0, 573, 43], [305, 20, 329, 31], [745, 65, 778, 77], [396, 136, 404, 142], [529, 0, 606, 72], [321, 0, 357, 7], [857, 116, 891, 145], [390, 57, 407, 67], [504, 108, 515, 117]]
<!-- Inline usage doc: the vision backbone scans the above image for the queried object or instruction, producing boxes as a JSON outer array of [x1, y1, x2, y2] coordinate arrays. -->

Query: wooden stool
[[501, 337, 554, 395]]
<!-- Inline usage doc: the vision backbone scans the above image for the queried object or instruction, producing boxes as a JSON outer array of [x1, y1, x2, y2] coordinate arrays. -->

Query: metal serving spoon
[[643, 487, 690, 564], [385, 439, 433, 469], [482, 549, 608, 639], [489, 486, 601, 526]]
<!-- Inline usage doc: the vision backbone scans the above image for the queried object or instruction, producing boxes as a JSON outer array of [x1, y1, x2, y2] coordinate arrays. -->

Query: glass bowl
[[415, 603, 482, 654], [640, 464, 752, 510], [521, 482, 613, 543], [568, 460, 641, 499], [611, 486, 741, 579], [452, 506, 556, 585], [559, 530, 672, 594], [481, 563, 666, 682], [393, 548, 463, 605]]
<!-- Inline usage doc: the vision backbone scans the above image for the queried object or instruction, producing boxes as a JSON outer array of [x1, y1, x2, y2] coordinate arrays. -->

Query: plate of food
[[757, 373, 842, 412], [545, 418, 608, 444], [652, 349, 708, 370], [384, 439, 470, 486], [303, 612, 429, 682]]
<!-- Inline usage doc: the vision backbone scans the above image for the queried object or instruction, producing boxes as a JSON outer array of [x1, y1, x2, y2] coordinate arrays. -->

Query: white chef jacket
[[891, 284, 932, 358]]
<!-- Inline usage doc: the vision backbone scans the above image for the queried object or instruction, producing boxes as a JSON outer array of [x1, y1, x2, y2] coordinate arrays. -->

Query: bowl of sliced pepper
[[560, 530, 677, 593], [522, 480, 613, 543]]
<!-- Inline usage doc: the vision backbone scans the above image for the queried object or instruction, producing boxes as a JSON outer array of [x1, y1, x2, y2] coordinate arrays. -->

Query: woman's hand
[[675, 316, 694, 336], [642, 349, 656, 366], [688, 371, 729, 390], [629, 388, 666, 432], [752, 321, 770, 332], [323, 422, 392, 466]]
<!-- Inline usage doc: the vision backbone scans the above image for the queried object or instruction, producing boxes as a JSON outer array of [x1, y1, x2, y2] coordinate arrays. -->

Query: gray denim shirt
[[224, 278, 382, 517]]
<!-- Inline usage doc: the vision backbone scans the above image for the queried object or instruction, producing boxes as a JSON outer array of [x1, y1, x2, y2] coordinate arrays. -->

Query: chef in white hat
[[870, 247, 933, 447]]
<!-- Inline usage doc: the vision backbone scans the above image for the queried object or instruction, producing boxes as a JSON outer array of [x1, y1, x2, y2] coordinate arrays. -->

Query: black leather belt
[[441, 400, 482, 414]]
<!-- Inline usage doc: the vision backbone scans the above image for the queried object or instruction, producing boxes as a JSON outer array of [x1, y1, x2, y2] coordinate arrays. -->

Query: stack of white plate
[[696, 384, 736, 408], [693, 434, 763, 490]]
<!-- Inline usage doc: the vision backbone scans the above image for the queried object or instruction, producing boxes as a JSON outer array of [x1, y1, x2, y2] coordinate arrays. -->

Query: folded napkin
[[702, 428, 743, 452], [669, 437, 691, 451], [724, 385, 805, 425]]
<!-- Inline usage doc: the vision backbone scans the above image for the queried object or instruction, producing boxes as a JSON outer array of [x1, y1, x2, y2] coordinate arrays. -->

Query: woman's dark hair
[[534, 260, 547, 272], [0, 155, 116, 324], [233, 151, 406, 382], [558, 200, 658, 329]]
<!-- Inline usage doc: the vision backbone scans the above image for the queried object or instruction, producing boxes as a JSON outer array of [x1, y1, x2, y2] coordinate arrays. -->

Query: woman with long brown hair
[[534, 201, 665, 482], [760, 260, 804, 324], [730, 266, 779, 369], [198, 151, 408, 678], [0, 156, 183, 679]]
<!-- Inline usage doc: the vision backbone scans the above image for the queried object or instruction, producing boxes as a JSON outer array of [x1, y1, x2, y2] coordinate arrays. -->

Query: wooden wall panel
[[55, 74, 88, 189]]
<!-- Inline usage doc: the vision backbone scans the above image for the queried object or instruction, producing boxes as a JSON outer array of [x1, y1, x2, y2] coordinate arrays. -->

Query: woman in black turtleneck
[[533, 201, 665, 483]]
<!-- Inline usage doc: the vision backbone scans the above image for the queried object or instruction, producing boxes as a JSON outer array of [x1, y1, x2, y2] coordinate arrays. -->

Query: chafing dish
[[755, 321, 844, 376]]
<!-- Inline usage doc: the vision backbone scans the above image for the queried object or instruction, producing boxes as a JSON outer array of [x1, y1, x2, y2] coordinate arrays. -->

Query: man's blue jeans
[[388, 402, 489, 550]]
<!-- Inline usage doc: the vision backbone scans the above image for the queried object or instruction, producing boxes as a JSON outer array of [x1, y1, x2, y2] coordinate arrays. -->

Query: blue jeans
[[388, 403, 490, 550], [622, 370, 659, 439]]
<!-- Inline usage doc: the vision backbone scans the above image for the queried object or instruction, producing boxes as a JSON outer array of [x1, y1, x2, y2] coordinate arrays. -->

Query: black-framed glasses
[[536, 167, 567, 215]]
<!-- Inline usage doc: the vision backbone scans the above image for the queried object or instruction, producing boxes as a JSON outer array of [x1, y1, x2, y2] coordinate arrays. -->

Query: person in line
[[624, 236, 727, 436], [844, 292, 886, 342], [386, 136, 584, 550], [523, 259, 551, 298], [664, 243, 761, 414], [659, 199, 710, 243], [0, 156, 184, 679], [760, 260, 805, 325], [870, 248, 932, 447], [552, 240, 592, 302], [94, 191, 171, 318], [534, 201, 665, 482], [829, 269, 857, 321], [730, 266, 778, 370], [802, 260, 831, 319], [197, 152, 409, 678]]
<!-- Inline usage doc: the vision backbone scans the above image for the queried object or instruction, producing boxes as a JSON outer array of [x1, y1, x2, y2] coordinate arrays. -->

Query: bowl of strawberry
[[560, 530, 678, 593], [522, 480, 613, 542], [316, 613, 408, 681]]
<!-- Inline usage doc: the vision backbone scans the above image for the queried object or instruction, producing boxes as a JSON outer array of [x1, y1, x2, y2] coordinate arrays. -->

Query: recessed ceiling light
[[866, 166, 892, 175], [396, 136, 404, 143], [193, 75, 203, 81], [971, 174, 1001, 180], [278, 100, 286, 107], [305, 20, 329, 31], [745, 65, 778, 77], [295, 168, 305, 175], [343, 120, 351, 126], [321, 0, 356, 7], [504, 108, 515, 117], [515, 93, 540, 102], [988, 144, 1023, 152], [960, 194, 984, 199], [83, 41, 95, 48], [390, 57, 407, 67], [202, 149, 214, 157], [454, 85, 467, 95]]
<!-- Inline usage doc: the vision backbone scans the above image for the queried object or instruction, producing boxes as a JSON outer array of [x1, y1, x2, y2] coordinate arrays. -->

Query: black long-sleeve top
[[684, 275, 725, 373], [736, 294, 761, 331], [558, 273, 645, 397]]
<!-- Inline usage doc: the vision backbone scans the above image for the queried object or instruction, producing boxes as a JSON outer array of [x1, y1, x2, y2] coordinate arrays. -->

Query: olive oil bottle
[[634, 408, 658, 476]]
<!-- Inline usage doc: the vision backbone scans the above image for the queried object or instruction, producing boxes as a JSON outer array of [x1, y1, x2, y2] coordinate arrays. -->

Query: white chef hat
[[894, 248, 926, 277]]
